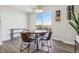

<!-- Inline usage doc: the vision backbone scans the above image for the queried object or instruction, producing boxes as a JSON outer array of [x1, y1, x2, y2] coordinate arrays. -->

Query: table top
[[25, 30, 47, 34]]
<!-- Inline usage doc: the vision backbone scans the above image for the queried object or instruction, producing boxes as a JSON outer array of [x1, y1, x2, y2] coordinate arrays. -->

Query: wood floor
[[0, 37, 79, 53]]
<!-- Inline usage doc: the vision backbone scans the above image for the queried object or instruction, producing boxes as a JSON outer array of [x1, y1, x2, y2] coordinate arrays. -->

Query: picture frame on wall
[[67, 5, 74, 20], [56, 10, 60, 22]]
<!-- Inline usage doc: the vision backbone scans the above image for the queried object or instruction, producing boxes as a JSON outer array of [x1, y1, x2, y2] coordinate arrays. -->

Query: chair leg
[[47, 41, 49, 53], [40, 40, 43, 50], [49, 40, 52, 51], [49, 40, 52, 48], [75, 40, 76, 53], [27, 43, 30, 53], [20, 42, 22, 52]]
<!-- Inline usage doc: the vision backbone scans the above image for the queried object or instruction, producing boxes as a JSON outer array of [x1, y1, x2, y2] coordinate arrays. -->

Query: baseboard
[[62, 40, 74, 45], [2, 36, 20, 42], [0, 41, 3, 45], [52, 37, 63, 41], [52, 37, 75, 45], [2, 38, 10, 42]]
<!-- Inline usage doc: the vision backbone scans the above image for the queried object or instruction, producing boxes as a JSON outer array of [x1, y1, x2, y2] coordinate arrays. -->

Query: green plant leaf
[[71, 12, 79, 26], [68, 11, 79, 34], [69, 21, 79, 33], [78, 15, 79, 21]]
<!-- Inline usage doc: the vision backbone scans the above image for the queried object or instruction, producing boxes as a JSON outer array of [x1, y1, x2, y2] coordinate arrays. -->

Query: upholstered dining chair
[[20, 32, 35, 53], [40, 32, 52, 53]]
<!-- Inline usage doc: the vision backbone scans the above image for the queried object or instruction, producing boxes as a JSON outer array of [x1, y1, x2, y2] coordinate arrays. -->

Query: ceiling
[[8, 5, 52, 13], [8, 5, 46, 13], [8, 5, 36, 13], [8, 5, 70, 13]]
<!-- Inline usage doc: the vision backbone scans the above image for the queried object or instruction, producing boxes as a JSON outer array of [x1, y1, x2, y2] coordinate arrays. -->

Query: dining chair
[[40, 32, 52, 53], [20, 32, 35, 53]]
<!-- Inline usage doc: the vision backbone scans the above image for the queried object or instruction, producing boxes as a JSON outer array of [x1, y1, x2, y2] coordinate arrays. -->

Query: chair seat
[[30, 36, 36, 40], [23, 38, 35, 42], [40, 36, 48, 41]]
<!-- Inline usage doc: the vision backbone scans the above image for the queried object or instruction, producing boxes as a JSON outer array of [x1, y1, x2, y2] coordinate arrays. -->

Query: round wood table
[[27, 30, 47, 53]]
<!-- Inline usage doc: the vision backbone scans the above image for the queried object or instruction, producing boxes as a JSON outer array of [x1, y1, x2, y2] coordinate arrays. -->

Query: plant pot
[[76, 35, 79, 43]]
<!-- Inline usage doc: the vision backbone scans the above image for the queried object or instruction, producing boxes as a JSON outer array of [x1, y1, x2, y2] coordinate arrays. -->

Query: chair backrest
[[21, 32, 31, 42], [47, 32, 52, 40]]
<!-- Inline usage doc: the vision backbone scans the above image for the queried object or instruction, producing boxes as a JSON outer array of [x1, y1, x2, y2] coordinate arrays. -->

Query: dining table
[[26, 30, 47, 53]]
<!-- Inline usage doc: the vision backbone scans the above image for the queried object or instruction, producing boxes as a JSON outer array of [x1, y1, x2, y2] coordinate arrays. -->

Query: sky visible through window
[[36, 11, 52, 25]]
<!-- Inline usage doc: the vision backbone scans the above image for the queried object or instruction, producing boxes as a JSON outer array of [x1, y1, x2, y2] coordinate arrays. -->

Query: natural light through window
[[36, 11, 52, 30]]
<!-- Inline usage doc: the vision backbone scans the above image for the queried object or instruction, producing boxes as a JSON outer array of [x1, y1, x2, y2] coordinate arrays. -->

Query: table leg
[[32, 34, 39, 53], [36, 34, 39, 52]]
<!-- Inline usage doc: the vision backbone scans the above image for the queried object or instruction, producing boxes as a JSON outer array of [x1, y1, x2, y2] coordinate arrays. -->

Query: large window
[[36, 11, 52, 30]]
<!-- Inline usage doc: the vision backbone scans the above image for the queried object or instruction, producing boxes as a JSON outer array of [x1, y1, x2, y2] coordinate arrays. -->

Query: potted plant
[[68, 11, 79, 41]]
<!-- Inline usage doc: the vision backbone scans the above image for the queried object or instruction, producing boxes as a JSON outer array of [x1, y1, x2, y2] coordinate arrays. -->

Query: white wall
[[0, 6, 28, 41], [0, 21, 1, 41], [29, 13, 36, 30], [0, 12, 2, 45]]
